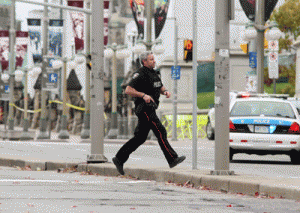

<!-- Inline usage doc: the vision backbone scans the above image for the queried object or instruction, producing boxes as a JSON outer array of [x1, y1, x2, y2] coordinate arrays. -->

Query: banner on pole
[[104, 1, 110, 46], [129, 0, 145, 39], [0, 30, 9, 72], [68, 0, 84, 53], [154, 0, 169, 39], [48, 19, 63, 67], [15, 31, 29, 68], [27, 18, 42, 64]]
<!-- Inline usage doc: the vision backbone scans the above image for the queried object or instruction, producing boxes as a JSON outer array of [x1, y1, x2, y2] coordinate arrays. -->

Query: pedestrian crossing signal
[[184, 40, 193, 62]]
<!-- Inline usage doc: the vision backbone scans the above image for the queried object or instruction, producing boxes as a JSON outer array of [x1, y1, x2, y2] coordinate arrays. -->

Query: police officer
[[112, 51, 186, 175]]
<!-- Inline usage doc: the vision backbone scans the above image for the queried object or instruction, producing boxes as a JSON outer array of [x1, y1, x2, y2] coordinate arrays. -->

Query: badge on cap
[[133, 73, 139, 79]]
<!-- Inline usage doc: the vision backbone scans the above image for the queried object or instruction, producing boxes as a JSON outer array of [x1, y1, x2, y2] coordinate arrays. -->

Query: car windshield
[[289, 100, 300, 115], [230, 101, 296, 118]]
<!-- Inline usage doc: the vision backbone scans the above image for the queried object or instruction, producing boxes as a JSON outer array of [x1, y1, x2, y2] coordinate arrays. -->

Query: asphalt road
[[1, 166, 300, 213], [0, 138, 300, 179]]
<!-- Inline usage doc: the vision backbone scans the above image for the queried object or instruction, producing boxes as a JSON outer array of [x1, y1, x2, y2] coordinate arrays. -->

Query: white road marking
[[0, 179, 67, 183]]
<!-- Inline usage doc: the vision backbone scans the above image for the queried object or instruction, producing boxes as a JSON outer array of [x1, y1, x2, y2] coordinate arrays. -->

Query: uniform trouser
[[115, 103, 178, 165]]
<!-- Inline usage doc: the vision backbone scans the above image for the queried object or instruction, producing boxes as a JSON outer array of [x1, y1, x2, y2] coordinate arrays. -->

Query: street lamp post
[[265, 22, 282, 94], [37, 0, 49, 139], [8, 0, 16, 131], [104, 43, 130, 139], [255, 0, 265, 94], [51, 58, 78, 139], [15, 66, 41, 140]]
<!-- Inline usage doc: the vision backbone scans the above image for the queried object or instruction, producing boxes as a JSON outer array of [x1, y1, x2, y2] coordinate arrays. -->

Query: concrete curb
[[1, 157, 300, 201]]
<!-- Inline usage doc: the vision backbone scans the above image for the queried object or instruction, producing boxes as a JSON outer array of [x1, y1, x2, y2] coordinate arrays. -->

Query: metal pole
[[81, 0, 91, 139], [107, 48, 118, 139], [211, 0, 233, 175], [249, 38, 257, 91], [58, 59, 70, 139], [255, 0, 265, 93], [87, 0, 107, 163], [20, 70, 32, 140], [146, 0, 153, 50], [192, 0, 197, 170], [37, 0, 49, 139], [8, 0, 16, 131], [172, 17, 178, 141], [273, 78, 276, 94]]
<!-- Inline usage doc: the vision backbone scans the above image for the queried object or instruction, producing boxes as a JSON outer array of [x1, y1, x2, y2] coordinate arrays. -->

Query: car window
[[289, 101, 300, 114], [230, 101, 296, 118]]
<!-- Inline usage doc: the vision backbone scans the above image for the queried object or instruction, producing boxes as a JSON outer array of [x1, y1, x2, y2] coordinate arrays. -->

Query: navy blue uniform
[[115, 66, 179, 165]]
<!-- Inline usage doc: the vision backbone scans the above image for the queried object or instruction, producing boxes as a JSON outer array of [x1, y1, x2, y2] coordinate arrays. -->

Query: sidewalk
[[0, 126, 300, 201]]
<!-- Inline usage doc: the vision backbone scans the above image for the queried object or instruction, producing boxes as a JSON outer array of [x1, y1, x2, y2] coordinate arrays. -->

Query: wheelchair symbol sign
[[49, 73, 58, 83]]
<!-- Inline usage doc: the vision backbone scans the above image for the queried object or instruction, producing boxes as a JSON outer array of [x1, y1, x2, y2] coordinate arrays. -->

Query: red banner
[[68, 0, 84, 53], [0, 30, 9, 72], [104, 1, 109, 46], [16, 31, 29, 68]]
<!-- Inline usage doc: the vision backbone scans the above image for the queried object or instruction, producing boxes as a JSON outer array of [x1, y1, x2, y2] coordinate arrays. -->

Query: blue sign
[[49, 73, 58, 83], [249, 52, 257, 68], [4, 85, 9, 93], [171, 66, 181, 80]]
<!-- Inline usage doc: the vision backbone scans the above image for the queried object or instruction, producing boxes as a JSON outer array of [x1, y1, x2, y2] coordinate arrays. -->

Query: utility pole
[[172, 15, 178, 141], [211, 0, 234, 175], [87, 0, 107, 163], [8, 0, 16, 131], [255, 0, 265, 93], [37, 0, 49, 139], [191, 0, 197, 169]]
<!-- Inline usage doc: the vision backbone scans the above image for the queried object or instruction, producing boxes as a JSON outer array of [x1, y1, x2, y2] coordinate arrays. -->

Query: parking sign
[[171, 66, 181, 80]]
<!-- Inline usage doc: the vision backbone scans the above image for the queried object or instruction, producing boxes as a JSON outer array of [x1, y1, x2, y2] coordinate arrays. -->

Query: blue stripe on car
[[231, 118, 292, 126]]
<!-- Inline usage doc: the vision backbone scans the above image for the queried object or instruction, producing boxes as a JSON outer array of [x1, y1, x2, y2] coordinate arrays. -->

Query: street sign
[[4, 85, 9, 93], [268, 51, 279, 79], [268, 40, 279, 51], [43, 67, 59, 91], [171, 66, 181, 80], [249, 52, 257, 68]]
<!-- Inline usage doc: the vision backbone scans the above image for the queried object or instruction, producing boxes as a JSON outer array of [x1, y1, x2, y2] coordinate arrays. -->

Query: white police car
[[229, 97, 300, 164], [206, 92, 289, 140]]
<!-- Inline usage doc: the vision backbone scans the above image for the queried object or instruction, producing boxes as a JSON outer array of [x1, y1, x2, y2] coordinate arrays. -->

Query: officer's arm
[[160, 86, 167, 95], [125, 86, 144, 98], [160, 86, 171, 98]]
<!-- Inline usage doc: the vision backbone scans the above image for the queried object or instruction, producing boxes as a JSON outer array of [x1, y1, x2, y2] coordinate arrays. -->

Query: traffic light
[[239, 0, 278, 22], [184, 40, 193, 62], [240, 43, 248, 54]]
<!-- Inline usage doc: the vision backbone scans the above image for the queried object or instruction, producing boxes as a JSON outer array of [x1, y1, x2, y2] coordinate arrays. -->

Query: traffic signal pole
[[255, 0, 265, 93]]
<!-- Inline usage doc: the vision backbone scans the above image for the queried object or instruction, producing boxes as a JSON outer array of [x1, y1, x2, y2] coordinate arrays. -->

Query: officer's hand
[[143, 94, 154, 103], [164, 91, 171, 98]]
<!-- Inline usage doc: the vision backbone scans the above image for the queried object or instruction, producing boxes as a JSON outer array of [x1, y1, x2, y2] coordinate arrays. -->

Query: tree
[[271, 0, 300, 52]]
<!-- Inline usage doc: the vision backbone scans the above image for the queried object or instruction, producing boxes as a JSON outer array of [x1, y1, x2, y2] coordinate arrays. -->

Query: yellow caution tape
[[10, 101, 107, 119]]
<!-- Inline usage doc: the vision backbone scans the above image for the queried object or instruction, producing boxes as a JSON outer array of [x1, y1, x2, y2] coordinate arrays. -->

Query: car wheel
[[290, 151, 300, 164], [206, 120, 215, 140]]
